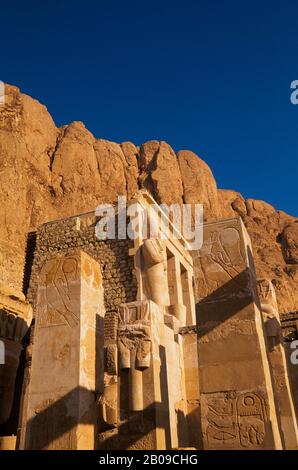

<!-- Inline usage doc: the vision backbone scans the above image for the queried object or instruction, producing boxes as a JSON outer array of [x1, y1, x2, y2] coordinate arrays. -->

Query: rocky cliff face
[[0, 84, 297, 313]]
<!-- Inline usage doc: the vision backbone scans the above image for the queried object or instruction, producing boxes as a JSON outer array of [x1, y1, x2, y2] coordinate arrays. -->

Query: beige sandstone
[[0, 84, 296, 314], [257, 278, 298, 449], [0, 84, 297, 451]]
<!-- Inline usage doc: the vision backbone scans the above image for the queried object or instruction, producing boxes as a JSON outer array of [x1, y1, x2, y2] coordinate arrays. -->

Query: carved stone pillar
[[196, 218, 283, 450], [257, 278, 298, 449], [98, 312, 118, 430], [112, 300, 185, 450], [118, 301, 152, 413], [179, 326, 202, 449], [0, 283, 32, 426], [21, 251, 105, 450]]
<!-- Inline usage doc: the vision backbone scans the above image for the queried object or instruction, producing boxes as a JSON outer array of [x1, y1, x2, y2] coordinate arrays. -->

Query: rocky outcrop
[[0, 84, 297, 313], [218, 190, 297, 312], [178, 150, 220, 220]]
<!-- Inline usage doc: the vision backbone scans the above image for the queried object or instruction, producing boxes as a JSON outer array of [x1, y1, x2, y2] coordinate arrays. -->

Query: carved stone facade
[[21, 251, 105, 450], [257, 278, 298, 449], [0, 283, 32, 450], [0, 192, 297, 450], [195, 218, 283, 449]]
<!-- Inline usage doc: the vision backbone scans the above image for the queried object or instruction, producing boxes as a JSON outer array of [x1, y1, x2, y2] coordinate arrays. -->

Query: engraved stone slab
[[257, 278, 298, 449], [196, 218, 283, 450], [22, 251, 105, 450]]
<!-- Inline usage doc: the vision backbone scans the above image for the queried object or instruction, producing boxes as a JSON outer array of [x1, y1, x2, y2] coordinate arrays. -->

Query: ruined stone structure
[[0, 191, 298, 450]]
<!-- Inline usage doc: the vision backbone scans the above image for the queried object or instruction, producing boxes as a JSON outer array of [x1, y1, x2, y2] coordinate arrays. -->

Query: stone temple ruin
[[0, 191, 298, 450]]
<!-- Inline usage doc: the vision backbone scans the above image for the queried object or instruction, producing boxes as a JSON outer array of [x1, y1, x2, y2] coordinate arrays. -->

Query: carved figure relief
[[257, 279, 281, 344], [98, 373, 118, 429], [199, 225, 248, 297], [257, 279, 279, 317], [38, 255, 80, 328]]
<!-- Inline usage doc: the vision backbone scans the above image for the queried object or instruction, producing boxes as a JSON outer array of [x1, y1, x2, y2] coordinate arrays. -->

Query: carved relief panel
[[196, 219, 252, 300], [201, 391, 267, 449]]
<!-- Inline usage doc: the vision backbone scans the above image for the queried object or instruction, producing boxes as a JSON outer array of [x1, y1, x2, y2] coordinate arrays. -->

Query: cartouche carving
[[203, 391, 266, 448]]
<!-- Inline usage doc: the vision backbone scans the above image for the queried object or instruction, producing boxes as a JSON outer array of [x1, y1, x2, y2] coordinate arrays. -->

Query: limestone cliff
[[0, 84, 297, 313]]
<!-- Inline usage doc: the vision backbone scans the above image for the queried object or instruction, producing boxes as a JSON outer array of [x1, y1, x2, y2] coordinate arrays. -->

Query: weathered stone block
[[196, 218, 283, 450], [22, 251, 105, 450]]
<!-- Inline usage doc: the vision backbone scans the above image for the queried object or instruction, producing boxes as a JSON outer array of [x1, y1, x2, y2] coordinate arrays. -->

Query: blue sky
[[1, 0, 297, 215]]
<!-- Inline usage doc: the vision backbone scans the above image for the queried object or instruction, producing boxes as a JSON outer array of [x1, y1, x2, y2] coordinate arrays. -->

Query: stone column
[[196, 218, 283, 450], [167, 255, 186, 325], [21, 251, 105, 450], [114, 300, 185, 450], [181, 268, 196, 325], [257, 278, 298, 449], [179, 326, 202, 449], [0, 284, 32, 428], [118, 301, 152, 414], [98, 312, 118, 431]]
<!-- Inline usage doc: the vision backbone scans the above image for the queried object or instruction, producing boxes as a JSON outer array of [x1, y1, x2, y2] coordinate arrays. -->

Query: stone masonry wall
[[27, 212, 137, 316]]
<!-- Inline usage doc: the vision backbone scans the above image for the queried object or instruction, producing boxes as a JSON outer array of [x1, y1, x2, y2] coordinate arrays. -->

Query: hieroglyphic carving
[[98, 312, 119, 429], [204, 392, 238, 445], [236, 393, 266, 447], [117, 301, 152, 413], [203, 391, 267, 448], [23, 251, 103, 450], [198, 222, 249, 298], [118, 301, 152, 370], [38, 255, 80, 328]]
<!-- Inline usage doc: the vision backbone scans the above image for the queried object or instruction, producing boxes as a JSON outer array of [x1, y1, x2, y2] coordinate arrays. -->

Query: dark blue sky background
[[1, 0, 297, 215]]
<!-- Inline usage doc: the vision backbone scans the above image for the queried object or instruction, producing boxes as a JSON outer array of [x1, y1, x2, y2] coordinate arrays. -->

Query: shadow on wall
[[195, 264, 290, 449], [21, 341, 196, 450], [196, 269, 254, 333], [22, 387, 170, 450], [0, 319, 31, 438]]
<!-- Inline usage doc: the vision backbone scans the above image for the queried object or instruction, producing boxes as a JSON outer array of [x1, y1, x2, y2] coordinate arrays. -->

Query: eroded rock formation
[[0, 84, 297, 314]]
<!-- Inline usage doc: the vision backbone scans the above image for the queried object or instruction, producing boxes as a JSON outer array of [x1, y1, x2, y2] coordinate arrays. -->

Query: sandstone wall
[[28, 213, 137, 315], [0, 84, 297, 313]]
